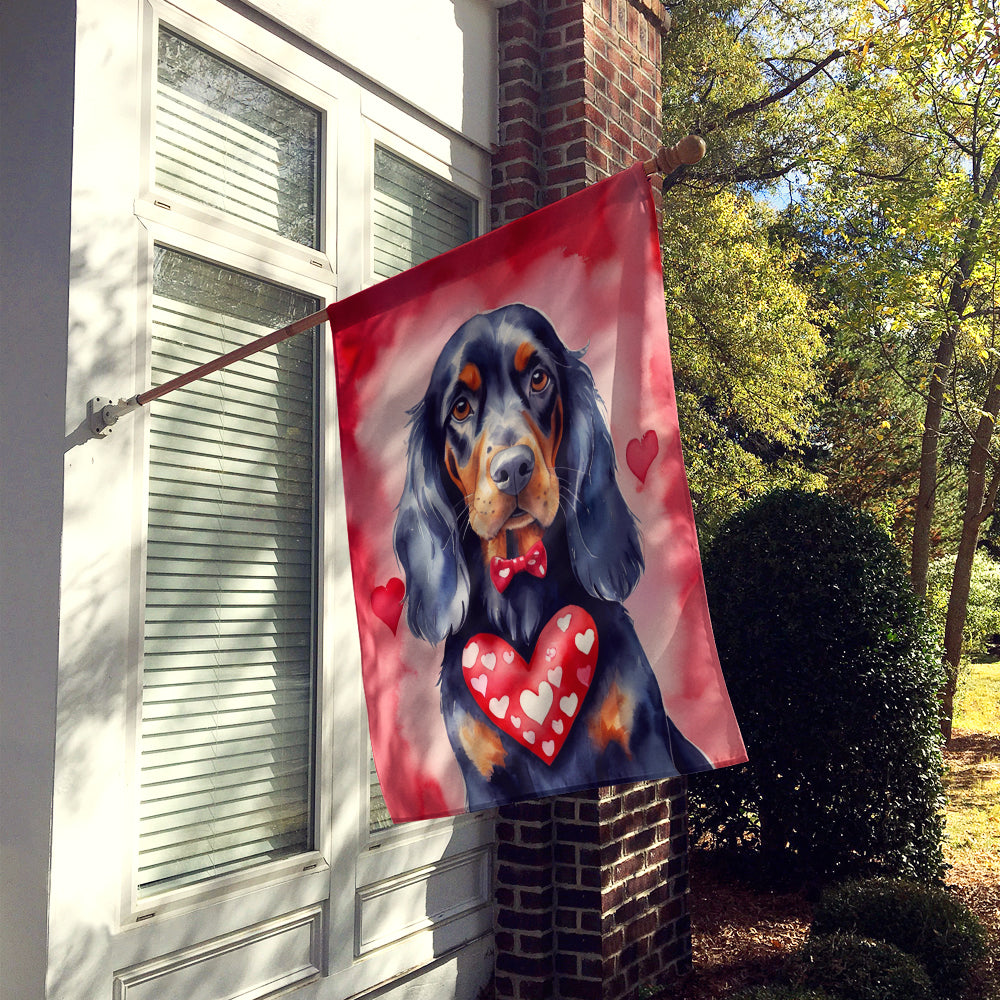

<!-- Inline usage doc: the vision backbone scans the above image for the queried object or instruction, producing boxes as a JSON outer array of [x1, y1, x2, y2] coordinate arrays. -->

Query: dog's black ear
[[393, 399, 470, 644], [561, 357, 644, 601]]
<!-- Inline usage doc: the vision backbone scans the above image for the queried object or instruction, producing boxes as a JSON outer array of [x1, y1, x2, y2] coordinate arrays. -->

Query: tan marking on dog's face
[[459, 715, 507, 777], [514, 341, 536, 372], [588, 681, 634, 756], [459, 363, 482, 391]]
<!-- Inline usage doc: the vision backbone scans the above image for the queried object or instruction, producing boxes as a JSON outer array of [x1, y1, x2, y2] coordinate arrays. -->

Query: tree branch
[[702, 49, 848, 134]]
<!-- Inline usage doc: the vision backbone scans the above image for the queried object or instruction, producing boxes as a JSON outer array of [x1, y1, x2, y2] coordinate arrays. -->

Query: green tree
[[660, 1, 999, 739], [659, 0, 844, 537], [802, 0, 1000, 736], [662, 189, 825, 537]]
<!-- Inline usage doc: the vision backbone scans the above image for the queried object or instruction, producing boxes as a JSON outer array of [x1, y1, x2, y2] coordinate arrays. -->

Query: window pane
[[138, 247, 318, 895], [372, 146, 476, 279], [156, 28, 320, 248], [369, 149, 478, 831]]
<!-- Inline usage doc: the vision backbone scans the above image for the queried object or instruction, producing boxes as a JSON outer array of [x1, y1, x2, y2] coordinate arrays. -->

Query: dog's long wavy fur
[[394, 304, 710, 809]]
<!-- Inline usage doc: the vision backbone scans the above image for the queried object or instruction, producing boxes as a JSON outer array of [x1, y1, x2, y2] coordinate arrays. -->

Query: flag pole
[[88, 137, 705, 438], [87, 306, 330, 437]]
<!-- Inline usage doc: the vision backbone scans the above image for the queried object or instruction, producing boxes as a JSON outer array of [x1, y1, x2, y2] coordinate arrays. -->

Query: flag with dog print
[[330, 163, 746, 822]]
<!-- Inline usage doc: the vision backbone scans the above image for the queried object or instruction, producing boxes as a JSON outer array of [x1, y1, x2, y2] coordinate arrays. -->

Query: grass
[[942, 658, 1000, 1000], [945, 659, 1000, 869], [955, 658, 1000, 734]]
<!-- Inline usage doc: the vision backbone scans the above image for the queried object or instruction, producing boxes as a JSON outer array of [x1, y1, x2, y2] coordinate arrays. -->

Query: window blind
[[372, 146, 477, 280], [368, 148, 477, 832], [138, 248, 319, 895], [156, 28, 320, 248]]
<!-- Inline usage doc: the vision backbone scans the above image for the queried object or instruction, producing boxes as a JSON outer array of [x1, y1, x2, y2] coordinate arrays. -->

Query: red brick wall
[[494, 783, 691, 1000], [492, 0, 667, 226], [490, 5, 691, 998]]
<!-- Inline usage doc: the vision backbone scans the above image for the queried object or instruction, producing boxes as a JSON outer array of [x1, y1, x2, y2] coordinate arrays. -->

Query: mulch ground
[[662, 734, 1000, 999]]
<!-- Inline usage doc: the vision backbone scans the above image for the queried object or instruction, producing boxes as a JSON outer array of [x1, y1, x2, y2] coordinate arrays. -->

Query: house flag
[[330, 164, 746, 822]]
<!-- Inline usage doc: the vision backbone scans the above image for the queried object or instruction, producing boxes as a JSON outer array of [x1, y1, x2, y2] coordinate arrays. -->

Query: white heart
[[557, 613, 572, 632], [559, 692, 579, 717], [499, 567, 511, 578], [503, 649, 515, 664], [462, 643, 478, 669], [548, 666, 563, 688], [520, 681, 553, 724], [552, 718, 564, 734], [523, 730, 536, 744], [471, 674, 488, 695], [574, 629, 595, 655], [489, 695, 509, 718], [545, 646, 556, 661], [482, 652, 497, 671], [542, 740, 555, 757], [510, 715, 521, 728]]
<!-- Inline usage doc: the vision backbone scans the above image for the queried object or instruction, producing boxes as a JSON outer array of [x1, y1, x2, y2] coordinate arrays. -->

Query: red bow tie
[[490, 540, 547, 593]]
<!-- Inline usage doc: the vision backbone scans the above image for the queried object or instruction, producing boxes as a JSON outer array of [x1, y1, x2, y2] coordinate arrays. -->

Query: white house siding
[[0, 1, 499, 998], [0, 0, 76, 996]]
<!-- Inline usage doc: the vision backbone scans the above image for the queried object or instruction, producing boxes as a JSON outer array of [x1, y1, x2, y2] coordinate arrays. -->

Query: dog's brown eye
[[530, 368, 549, 392], [451, 398, 472, 421]]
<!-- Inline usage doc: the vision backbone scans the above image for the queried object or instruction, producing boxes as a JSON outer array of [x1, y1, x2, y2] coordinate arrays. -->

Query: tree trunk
[[940, 376, 1000, 740], [910, 328, 956, 598], [911, 161, 1000, 596]]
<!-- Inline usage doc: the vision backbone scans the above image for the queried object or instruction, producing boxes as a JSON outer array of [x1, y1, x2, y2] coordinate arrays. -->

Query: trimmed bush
[[794, 933, 934, 1000], [692, 489, 946, 882], [812, 878, 988, 998]]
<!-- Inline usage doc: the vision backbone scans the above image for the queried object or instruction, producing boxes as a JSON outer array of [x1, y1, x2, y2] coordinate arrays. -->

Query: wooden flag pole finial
[[643, 135, 706, 177]]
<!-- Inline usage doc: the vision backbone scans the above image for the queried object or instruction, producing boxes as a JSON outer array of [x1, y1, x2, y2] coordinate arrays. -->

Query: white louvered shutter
[[367, 147, 477, 832], [138, 29, 321, 896]]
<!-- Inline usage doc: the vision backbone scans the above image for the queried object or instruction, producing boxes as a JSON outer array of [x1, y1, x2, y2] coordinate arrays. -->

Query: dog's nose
[[490, 445, 535, 496]]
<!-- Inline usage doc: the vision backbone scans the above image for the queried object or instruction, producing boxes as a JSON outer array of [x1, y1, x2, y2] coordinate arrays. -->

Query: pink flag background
[[331, 164, 746, 822]]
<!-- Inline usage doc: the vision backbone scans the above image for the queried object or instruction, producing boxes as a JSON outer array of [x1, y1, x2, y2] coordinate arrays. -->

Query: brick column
[[493, 0, 667, 226], [491, 4, 692, 999]]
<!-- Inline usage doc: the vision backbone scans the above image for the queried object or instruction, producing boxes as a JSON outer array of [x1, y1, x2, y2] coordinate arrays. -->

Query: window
[[372, 145, 477, 279], [136, 26, 323, 897], [139, 248, 319, 895], [155, 28, 320, 247], [119, 9, 493, 991], [367, 146, 478, 833]]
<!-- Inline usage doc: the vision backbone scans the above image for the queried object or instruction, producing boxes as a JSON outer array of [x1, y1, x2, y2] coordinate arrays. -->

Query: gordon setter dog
[[394, 303, 710, 810]]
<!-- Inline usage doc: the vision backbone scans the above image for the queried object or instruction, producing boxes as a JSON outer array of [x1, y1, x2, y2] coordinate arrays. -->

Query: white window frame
[[124, 1, 339, 928], [111, 0, 495, 992]]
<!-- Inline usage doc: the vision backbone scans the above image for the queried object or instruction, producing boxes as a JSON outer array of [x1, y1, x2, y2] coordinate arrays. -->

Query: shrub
[[793, 933, 934, 1000], [811, 878, 988, 998], [692, 489, 946, 882]]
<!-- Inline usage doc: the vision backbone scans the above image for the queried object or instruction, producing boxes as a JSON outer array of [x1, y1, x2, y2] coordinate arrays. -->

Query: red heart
[[626, 429, 659, 485], [371, 577, 405, 634], [462, 606, 597, 764]]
